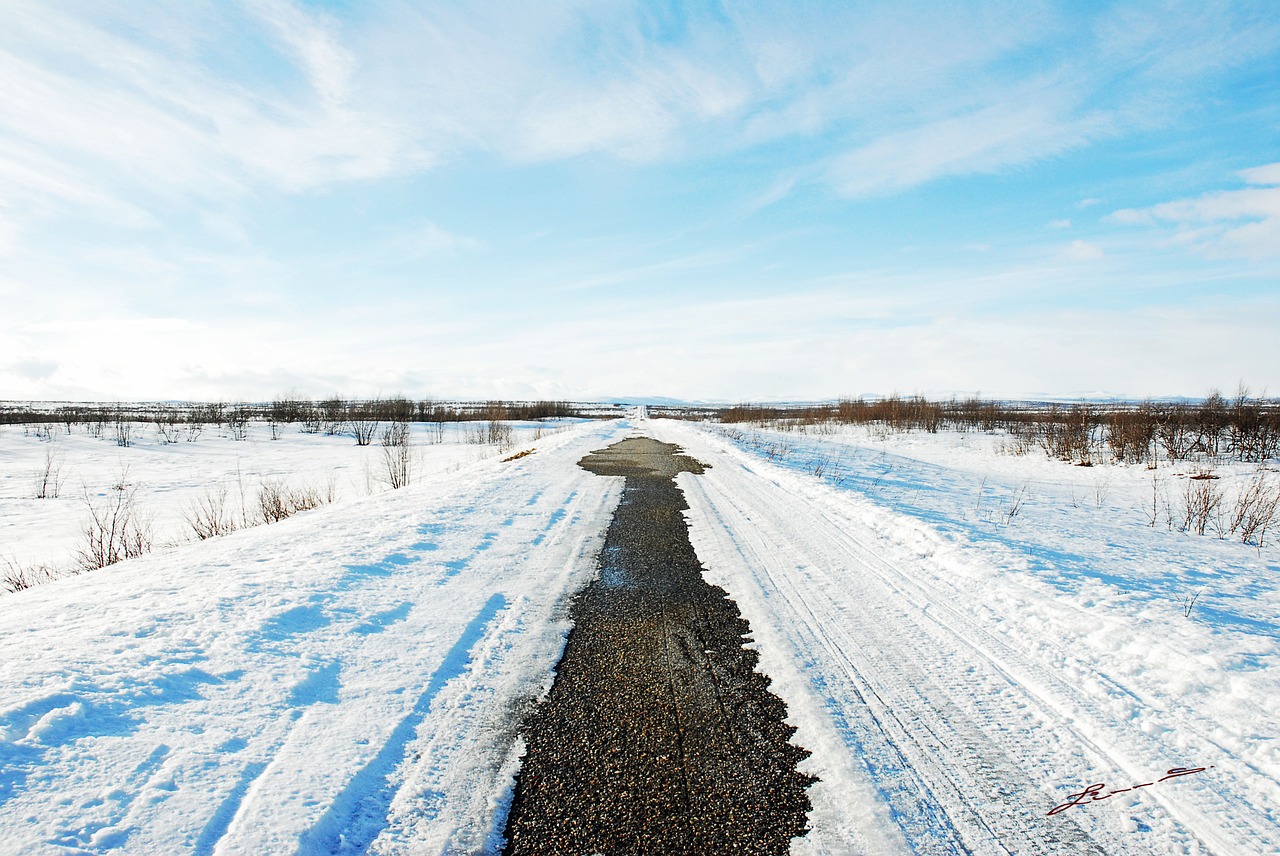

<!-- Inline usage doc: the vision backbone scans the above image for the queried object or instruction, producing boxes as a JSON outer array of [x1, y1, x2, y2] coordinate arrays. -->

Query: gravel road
[[502, 437, 814, 854]]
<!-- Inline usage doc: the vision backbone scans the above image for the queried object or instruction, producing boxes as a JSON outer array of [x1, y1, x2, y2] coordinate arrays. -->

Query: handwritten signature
[[1048, 767, 1213, 816]]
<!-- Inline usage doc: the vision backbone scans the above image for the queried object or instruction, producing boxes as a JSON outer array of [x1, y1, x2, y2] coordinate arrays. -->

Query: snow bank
[[0, 419, 626, 855]]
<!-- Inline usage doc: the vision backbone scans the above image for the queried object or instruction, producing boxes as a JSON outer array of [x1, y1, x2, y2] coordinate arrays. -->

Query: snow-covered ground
[[0, 418, 627, 854], [0, 420, 576, 575], [655, 420, 1279, 855], [2, 415, 1277, 854]]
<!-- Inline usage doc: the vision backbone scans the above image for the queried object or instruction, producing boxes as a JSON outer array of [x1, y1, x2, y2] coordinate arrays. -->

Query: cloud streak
[[1111, 162, 1280, 259]]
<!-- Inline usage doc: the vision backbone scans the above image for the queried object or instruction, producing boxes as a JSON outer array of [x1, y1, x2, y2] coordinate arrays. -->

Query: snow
[[2, 414, 1278, 854], [653, 419, 1279, 855], [0, 418, 625, 854], [0, 420, 579, 573]]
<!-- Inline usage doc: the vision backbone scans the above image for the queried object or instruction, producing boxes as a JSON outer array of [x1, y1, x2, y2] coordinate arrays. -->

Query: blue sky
[[1, 1, 1277, 402]]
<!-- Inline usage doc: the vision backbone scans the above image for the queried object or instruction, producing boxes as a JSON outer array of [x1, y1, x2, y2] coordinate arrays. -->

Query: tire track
[[668, 425, 1243, 853]]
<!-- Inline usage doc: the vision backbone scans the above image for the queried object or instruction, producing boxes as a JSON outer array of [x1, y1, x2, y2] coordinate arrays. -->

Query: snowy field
[[1, 414, 1277, 853], [657, 420, 1280, 854], [0, 419, 578, 577]]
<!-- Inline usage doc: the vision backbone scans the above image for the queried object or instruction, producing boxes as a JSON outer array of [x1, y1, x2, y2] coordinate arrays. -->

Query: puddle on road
[[502, 437, 814, 854]]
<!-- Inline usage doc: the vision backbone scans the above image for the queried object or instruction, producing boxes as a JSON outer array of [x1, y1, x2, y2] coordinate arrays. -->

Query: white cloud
[[1109, 162, 1280, 258], [1048, 219, 1072, 229], [245, 0, 356, 106], [411, 223, 481, 255], [1061, 240, 1104, 262], [830, 98, 1111, 198], [0, 1, 1272, 222]]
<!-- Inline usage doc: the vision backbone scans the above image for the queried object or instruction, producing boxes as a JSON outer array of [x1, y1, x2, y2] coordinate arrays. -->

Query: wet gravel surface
[[502, 438, 815, 855]]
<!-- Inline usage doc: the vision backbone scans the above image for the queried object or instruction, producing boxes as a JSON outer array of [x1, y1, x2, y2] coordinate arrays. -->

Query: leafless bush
[[34, 446, 64, 499], [321, 397, 346, 435], [1228, 470, 1280, 547], [226, 405, 251, 441], [187, 403, 221, 442], [154, 407, 184, 444], [381, 422, 413, 490], [1147, 473, 1168, 528], [256, 478, 332, 524], [1003, 484, 1029, 524], [257, 479, 294, 524], [1105, 405, 1156, 464], [347, 399, 381, 446], [76, 484, 153, 571], [184, 486, 238, 540], [1039, 404, 1097, 464], [2, 555, 61, 593], [381, 420, 410, 448], [114, 414, 133, 448], [488, 420, 513, 448], [1227, 386, 1280, 462], [300, 407, 323, 434], [86, 412, 107, 439], [1181, 473, 1224, 536]]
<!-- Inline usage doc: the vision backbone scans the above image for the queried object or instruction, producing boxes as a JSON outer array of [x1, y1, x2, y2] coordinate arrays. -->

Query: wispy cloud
[[830, 97, 1111, 197], [1110, 162, 1280, 258], [1, 2, 1276, 400], [1060, 240, 1104, 262]]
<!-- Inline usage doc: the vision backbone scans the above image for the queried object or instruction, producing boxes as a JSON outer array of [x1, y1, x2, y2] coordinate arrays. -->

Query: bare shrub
[[321, 397, 346, 435], [184, 486, 238, 540], [381, 420, 410, 448], [2, 555, 61, 593], [114, 414, 133, 448], [381, 420, 412, 489], [226, 405, 251, 441], [1227, 386, 1280, 462], [348, 400, 380, 446], [1181, 473, 1224, 536], [34, 446, 64, 499], [86, 410, 108, 439], [76, 484, 153, 571], [1229, 470, 1280, 547], [256, 478, 332, 524], [487, 420, 513, 450], [1105, 405, 1155, 464], [1156, 407, 1196, 461], [300, 405, 323, 434], [154, 407, 184, 444], [257, 479, 293, 524], [187, 403, 221, 442]]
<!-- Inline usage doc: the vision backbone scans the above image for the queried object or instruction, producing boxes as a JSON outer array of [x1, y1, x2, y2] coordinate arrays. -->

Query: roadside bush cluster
[[721, 389, 1280, 465], [1, 397, 595, 447]]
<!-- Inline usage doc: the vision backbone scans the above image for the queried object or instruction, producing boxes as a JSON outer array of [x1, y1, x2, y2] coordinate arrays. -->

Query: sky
[[1, 1, 1278, 403]]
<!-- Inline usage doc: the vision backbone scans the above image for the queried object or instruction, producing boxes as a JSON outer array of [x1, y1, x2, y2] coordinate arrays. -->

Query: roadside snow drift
[[0, 420, 626, 855]]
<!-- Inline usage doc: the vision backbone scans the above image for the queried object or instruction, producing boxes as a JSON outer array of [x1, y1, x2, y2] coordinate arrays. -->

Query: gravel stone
[[502, 438, 815, 854]]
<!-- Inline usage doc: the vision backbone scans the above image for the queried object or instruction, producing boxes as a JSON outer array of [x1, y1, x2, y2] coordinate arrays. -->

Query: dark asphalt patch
[[502, 437, 815, 854]]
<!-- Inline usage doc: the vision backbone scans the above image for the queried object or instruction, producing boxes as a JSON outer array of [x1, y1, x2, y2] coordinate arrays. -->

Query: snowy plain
[[657, 419, 1279, 855], [1, 414, 1277, 853]]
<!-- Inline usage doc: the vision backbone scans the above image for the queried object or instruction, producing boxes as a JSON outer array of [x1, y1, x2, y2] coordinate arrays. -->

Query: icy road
[[1, 417, 1277, 854]]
